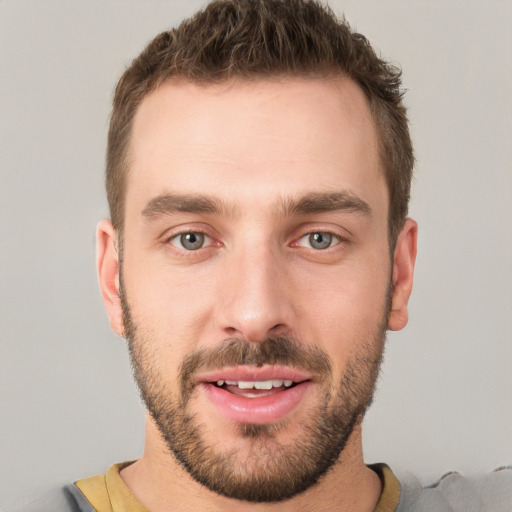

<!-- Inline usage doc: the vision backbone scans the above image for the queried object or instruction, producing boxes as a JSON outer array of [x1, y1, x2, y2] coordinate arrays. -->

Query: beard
[[121, 284, 388, 503]]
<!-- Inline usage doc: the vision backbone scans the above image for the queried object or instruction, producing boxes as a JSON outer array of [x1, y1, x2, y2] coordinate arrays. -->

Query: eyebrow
[[279, 192, 372, 217], [141, 191, 371, 220], [142, 193, 235, 219]]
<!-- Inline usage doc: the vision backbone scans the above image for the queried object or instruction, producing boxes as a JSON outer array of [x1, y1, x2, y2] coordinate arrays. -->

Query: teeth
[[217, 379, 294, 389], [254, 381, 273, 390]]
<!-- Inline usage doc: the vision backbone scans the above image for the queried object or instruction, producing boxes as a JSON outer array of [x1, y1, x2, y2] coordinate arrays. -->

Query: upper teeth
[[216, 379, 293, 389]]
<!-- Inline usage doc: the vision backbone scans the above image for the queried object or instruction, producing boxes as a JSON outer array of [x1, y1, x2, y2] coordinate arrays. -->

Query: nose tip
[[223, 308, 285, 343]]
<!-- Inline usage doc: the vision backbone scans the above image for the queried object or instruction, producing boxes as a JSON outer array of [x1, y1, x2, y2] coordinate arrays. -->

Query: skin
[[97, 77, 417, 511]]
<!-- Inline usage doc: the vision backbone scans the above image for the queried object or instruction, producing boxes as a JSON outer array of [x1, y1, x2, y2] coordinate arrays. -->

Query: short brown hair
[[106, 0, 413, 245]]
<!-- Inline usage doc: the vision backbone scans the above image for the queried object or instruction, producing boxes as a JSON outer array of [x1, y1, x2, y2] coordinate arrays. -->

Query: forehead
[[126, 77, 385, 219]]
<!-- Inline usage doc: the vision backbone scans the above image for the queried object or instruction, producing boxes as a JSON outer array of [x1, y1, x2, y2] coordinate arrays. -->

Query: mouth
[[196, 366, 313, 424], [213, 378, 297, 398]]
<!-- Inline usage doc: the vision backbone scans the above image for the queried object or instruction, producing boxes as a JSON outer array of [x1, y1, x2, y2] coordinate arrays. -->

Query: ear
[[388, 218, 418, 331], [96, 219, 124, 336]]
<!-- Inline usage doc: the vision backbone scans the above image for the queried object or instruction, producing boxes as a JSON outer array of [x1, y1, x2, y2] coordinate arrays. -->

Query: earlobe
[[96, 219, 124, 336], [388, 218, 418, 331]]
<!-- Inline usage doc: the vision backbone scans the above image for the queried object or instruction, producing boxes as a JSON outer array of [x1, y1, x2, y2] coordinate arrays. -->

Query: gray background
[[1, 1, 511, 510]]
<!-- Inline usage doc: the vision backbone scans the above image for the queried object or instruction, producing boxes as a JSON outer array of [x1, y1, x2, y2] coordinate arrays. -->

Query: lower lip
[[200, 382, 312, 424]]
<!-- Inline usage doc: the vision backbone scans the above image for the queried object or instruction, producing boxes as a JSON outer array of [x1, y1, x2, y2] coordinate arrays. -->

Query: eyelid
[[294, 230, 342, 249], [162, 224, 221, 250], [168, 231, 213, 250], [290, 223, 348, 244]]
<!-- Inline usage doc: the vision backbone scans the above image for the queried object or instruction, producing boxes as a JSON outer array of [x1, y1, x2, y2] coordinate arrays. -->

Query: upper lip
[[195, 365, 313, 384]]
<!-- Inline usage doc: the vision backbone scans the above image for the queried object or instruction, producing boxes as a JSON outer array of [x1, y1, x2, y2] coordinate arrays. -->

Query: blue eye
[[297, 232, 339, 250], [170, 232, 211, 250]]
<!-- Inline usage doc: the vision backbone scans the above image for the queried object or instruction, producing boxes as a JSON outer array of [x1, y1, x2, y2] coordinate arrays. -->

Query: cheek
[[122, 256, 217, 353], [296, 260, 390, 358]]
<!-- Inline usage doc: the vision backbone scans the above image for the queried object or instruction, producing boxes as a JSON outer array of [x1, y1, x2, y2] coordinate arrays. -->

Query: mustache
[[179, 336, 332, 395]]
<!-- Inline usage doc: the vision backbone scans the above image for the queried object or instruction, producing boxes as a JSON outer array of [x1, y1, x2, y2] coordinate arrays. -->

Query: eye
[[169, 232, 211, 251], [296, 232, 340, 250]]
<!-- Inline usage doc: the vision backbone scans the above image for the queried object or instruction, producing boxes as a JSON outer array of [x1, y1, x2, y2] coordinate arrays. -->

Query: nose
[[216, 243, 294, 343]]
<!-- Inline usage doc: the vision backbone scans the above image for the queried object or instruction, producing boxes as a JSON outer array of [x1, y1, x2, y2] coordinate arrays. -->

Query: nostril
[[269, 323, 286, 334]]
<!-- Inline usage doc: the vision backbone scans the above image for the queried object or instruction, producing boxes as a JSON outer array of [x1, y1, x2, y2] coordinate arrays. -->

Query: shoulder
[[12, 462, 138, 512], [11, 483, 95, 512], [396, 466, 512, 512]]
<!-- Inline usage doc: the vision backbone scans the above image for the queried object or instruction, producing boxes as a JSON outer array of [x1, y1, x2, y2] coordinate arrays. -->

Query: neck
[[120, 416, 381, 512]]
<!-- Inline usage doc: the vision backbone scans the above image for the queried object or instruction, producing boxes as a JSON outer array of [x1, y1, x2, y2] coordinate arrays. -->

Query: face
[[98, 78, 416, 502]]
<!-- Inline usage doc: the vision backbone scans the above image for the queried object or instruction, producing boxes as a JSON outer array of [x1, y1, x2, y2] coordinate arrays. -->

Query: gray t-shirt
[[12, 466, 512, 512]]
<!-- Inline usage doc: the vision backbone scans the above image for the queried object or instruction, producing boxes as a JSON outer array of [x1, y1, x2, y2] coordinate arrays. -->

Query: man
[[18, 1, 512, 511], [89, 2, 415, 509]]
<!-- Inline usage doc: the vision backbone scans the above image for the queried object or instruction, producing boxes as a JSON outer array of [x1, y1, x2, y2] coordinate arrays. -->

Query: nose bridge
[[217, 235, 291, 342]]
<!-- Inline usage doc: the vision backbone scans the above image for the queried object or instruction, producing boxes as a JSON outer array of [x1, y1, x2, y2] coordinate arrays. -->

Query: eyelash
[[165, 227, 345, 254], [167, 230, 215, 251], [292, 230, 344, 251]]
